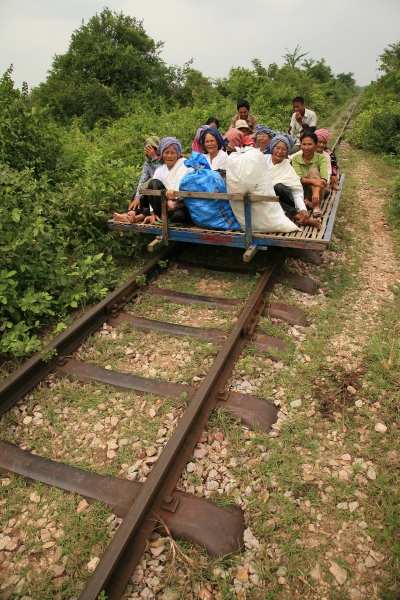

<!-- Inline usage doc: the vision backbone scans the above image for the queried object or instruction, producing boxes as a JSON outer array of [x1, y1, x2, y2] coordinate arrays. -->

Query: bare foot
[[311, 198, 322, 217], [114, 212, 131, 223], [307, 216, 322, 230], [293, 213, 322, 230], [127, 213, 144, 224], [332, 184, 342, 191]]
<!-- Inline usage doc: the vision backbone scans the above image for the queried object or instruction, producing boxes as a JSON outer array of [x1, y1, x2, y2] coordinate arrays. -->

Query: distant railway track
[[0, 102, 357, 600]]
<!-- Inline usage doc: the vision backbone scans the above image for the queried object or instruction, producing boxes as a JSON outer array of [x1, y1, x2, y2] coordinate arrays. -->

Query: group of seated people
[[113, 97, 340, 231]]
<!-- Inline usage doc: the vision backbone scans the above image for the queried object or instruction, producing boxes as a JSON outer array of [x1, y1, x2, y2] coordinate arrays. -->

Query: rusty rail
[[0, 245, 180, 417], [79, 247, 286, 600]]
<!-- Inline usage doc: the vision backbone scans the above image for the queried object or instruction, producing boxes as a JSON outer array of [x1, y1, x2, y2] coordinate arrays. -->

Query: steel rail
[[331, 94, 361, 152], [0, 245, 180, 417], [79, 247, 287, 600]]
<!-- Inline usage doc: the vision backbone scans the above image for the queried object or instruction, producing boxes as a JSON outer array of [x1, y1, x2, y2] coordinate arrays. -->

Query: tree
[[282, 45, 309, 68], [252, 59, 268, 78], [378, 41, 400, 74], [33, 8, 170, 126], [302, 58, 333, 83], [336, 72, 356, 87], [0, 66, 61, 177]]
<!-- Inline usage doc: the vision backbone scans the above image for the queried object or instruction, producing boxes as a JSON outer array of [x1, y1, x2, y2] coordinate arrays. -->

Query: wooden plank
[[322, 174, 345, 243], [316, 191, 337, 240], [139, 188, 279, 202], [243, 245, 258, 262], [148, 237, 164, 253]]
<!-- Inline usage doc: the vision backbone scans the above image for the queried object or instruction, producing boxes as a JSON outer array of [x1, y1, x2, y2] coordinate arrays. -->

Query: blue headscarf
[[200, 126, 227, 151], [255, 125, 277, 154], [269, 133, 295, 153], [158, 137, 182, 161], [255, 124, 276, 139]]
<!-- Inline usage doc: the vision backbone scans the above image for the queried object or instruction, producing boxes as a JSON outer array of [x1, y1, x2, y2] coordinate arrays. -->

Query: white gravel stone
[[367, 466, 376, 480], [349, 589, 365, 600], [329, 561, 347, 585], [365, 555, 376, 568], [87, 557, 100, 572], [349, 501, 359, 513], [374, 422, 387, 433], [206, 481, 219, 491], [309, 563, 322, 581], [290, 399, 302, 408]]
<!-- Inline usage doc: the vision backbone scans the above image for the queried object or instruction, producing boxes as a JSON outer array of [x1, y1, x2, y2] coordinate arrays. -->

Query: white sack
[[227, 148, 300, 233]]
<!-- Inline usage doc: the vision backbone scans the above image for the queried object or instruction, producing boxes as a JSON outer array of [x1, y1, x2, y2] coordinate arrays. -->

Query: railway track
[[0, 102, 358, 600]]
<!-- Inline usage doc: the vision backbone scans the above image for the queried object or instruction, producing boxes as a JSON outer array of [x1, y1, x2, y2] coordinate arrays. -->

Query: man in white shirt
[[288, 96, 317, 154]]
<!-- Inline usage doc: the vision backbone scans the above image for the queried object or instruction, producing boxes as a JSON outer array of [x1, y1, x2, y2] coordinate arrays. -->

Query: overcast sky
[[1, 0, 399, 91]]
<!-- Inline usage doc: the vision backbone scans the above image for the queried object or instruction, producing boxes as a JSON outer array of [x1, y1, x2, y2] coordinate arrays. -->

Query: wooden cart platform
[[107, 174, 344, 261]]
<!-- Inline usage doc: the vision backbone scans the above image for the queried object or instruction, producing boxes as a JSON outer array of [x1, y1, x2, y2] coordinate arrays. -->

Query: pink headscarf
[[224, 128, 244, 149], [315, 128, 331, 143], [192, 125, 208, 153]]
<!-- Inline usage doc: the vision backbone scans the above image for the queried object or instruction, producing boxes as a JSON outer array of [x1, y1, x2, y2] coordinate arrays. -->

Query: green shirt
[[291, 152, 329, 182]]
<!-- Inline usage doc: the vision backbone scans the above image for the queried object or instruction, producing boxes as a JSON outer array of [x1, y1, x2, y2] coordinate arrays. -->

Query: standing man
[[288, 96, 317, 154], [230, 99, 258, 135]]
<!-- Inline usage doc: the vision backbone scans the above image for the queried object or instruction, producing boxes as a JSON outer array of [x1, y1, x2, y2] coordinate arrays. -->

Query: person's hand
[[298, 210, 309, 224], [144, 213, 159, 224], [313, 178, 326, 189], [128, 197, 140, 211], [144, 145, 157, 159], [295, 111, 303, 124], [166, 189, 178, 201]]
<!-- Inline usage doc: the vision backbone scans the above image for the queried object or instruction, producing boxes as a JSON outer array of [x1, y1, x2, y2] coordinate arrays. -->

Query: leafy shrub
[[350, 97, 400, 154], [0, 162, 141, 357], [0, 67, 62, 179]]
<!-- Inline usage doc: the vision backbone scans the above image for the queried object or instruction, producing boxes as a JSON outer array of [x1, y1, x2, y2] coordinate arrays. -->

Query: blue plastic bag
[[179, 152, 241, 231]]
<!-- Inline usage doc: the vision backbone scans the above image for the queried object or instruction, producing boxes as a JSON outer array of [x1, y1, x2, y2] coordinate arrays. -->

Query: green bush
[[0, 67, 63, 179], [350, 96, 400, 154], [0, 160, 143, 357]]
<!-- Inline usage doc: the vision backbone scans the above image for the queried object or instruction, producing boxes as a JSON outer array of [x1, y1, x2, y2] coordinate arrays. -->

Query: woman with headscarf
[[266, 134, 322, 229], [200, 126, 227, 171], [192, 125, 209, 153], [315, 128, 340, 190], [114, 135, 160, 223], [254, 125, 276, 155], [143, 137, 192, 225], [290, 130, 328, 218], [223, 129, 245, 154]]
